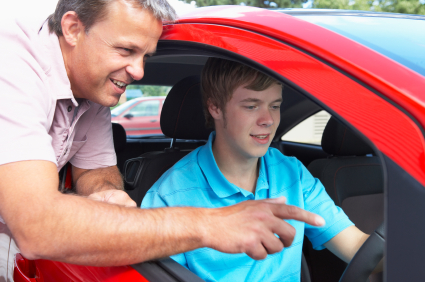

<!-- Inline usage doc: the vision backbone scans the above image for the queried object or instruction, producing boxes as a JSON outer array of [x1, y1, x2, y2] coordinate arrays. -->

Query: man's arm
[[72, 165, 136, 207], [72, 165, 123, 194], [0, 160, 325, 266], [324, 225, 383, 273]]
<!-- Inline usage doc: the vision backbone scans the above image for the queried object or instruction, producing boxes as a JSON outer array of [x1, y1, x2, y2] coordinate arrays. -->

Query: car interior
[[109, 50, 385, 282]]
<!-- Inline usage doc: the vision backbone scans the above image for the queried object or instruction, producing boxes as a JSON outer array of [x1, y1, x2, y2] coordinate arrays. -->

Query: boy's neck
[[212, 135, 259, 194]]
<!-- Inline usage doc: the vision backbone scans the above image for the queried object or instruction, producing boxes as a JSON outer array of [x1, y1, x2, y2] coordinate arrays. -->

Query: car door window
[[281, 111, 331, 145], [129, 100, 160, 117]]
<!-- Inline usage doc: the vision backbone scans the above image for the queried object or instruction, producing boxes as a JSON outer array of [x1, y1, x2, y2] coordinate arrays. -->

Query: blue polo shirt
[[142, 132, 353, 282]]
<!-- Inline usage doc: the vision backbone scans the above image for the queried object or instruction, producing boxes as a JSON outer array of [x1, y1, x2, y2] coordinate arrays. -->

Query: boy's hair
[[48, 0, 177, 37], [201, 57, 281, 129]]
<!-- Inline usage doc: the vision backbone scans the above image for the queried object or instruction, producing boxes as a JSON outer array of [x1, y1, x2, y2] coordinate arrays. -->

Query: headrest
[[321, 117, 373, 156], [160, 76, 213, 140], [112, 122, 126, 153]]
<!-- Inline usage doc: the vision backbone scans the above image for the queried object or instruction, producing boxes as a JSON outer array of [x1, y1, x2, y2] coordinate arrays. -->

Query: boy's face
[[213, 83, 282, 160]]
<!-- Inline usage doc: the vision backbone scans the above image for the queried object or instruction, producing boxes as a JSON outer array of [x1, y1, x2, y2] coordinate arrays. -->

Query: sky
[[5, 0, 197, 20]]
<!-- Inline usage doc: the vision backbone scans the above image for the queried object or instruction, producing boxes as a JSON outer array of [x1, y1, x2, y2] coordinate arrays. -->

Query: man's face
[[67, 0, 163, 107], [214, 83, 282, 160]]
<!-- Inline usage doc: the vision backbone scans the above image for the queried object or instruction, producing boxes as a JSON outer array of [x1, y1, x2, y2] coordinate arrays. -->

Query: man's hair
[[201, 57, 281, 129], [48, 0, 177, 36]]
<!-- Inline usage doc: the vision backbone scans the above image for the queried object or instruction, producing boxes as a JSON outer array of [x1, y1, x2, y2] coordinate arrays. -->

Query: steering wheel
[[339, 222, 385, 282]]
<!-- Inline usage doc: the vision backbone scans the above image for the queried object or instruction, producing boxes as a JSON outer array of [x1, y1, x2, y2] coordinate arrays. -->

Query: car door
[[120, 99, 162, 136]]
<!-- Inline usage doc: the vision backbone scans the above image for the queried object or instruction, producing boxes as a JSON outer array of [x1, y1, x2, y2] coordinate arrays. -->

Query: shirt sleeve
[[170, 253, 189, 269], [0, 30, 56, 166], [69, 105, 117, 169], [141, 189, 169, 209], [300, 160, 354, 250]]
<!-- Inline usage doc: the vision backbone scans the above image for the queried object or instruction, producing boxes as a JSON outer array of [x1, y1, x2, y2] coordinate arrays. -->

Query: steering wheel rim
[[339, 221, 385, 282]]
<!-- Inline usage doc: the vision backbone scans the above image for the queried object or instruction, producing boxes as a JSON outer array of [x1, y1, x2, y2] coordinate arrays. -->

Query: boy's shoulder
[[264, 147, 300, 169], [150, 147, 203, 192]]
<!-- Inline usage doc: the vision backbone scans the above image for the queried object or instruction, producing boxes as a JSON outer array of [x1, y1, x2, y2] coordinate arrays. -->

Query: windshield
[[294, 15, 425, 77], [111, 99, 140, 117]]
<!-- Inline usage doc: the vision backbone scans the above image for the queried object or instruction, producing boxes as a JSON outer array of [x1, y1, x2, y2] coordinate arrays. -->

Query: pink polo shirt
[[0, 16, 116, 171]]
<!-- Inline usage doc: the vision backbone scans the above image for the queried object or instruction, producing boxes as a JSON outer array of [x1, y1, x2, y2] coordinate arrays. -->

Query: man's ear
[[207, 99, 222, 120], [61, 11, 84, 47]]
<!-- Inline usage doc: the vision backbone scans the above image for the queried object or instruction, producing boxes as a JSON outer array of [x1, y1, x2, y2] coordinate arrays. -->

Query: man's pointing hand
[[201, 196, 325, 260]]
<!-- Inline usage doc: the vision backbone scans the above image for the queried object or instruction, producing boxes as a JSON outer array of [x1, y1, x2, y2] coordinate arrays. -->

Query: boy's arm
[[324, 225, 383, 273]]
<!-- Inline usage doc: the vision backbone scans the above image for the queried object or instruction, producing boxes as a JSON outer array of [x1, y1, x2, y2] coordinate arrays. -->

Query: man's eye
[[245, 106, 256, 110], [120, 48, 131, 53], [271, 105, 281, 110]]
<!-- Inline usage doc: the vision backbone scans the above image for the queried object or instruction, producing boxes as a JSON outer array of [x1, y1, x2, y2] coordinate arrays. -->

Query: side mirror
[[124, 113, 133, 119]]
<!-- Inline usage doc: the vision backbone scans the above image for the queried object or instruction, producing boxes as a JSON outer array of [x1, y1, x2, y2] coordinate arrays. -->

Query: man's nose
[[126, 59, 145, 81], [258, 108, 274, 127]]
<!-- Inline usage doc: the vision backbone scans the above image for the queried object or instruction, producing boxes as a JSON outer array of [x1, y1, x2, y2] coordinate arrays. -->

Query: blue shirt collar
[[198, 132, 269, 198]]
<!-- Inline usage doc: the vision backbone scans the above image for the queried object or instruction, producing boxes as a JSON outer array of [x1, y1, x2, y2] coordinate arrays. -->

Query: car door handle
[[150, 119, 157, 122]]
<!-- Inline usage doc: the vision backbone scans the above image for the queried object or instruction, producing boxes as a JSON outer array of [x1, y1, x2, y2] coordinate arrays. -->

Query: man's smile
[[110, 78, 128, 89]]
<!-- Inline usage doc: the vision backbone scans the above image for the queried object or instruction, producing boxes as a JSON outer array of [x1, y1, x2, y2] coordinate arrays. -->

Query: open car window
[[129, 100, 160, 117], [281, 111, 331, 145]]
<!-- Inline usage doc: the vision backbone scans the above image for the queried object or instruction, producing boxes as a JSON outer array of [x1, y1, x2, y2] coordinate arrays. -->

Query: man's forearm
[[1, 161, 326, 267], [9, 192, 205, 266], [73, 166, 123, 196]]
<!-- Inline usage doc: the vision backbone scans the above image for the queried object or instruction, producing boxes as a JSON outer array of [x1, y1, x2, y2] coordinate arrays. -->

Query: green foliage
[[313, 0, 425, 14], [379, 0, 425, 14], [182, 0, 308, 9], [182, 0, 425, 14], [126, 85, 171, 97]]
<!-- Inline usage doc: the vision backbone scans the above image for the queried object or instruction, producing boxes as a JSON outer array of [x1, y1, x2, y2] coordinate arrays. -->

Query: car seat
[[123, 76, 212, 207], [305, 117, 384, 282], [112, 122, 127, 173]]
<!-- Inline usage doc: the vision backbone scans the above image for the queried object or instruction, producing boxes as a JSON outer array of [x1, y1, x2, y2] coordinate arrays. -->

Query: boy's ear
[[61, 11, 84, 47], [207, 99, 222, 120]]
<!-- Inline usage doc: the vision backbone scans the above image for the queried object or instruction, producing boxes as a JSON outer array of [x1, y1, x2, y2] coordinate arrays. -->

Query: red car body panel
[[177, 6, 425, 129], [17, 6, 424, 281], [14, 256, 147, 282], [161, 19, 425, 187]]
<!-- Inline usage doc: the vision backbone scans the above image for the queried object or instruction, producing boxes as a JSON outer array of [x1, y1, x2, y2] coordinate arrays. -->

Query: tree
[[126, 85, 171, 97], [182, 0, 425, 14], [182, 0, 309, 9]]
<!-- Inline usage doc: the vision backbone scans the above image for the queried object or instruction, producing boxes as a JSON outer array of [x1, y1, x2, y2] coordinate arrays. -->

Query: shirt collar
[[38, 21, 78, 106], [198, 132, 269, 198]]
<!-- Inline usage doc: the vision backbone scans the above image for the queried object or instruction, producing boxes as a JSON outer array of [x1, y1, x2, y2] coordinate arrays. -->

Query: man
[[0, 0, 324, 275], [142, 58, 380, 281]]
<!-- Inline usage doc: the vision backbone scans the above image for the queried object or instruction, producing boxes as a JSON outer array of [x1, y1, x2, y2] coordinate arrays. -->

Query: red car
[[12, 7, 425, 282], [111, 97, 166, 136]]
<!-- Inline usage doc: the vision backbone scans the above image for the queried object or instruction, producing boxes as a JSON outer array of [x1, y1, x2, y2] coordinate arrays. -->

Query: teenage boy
[[142, 58, 373, 281]]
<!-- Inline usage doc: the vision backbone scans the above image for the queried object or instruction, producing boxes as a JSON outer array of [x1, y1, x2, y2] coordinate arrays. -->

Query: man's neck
[[58, 36, 82, 99], [212, 134, 259, 194]]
